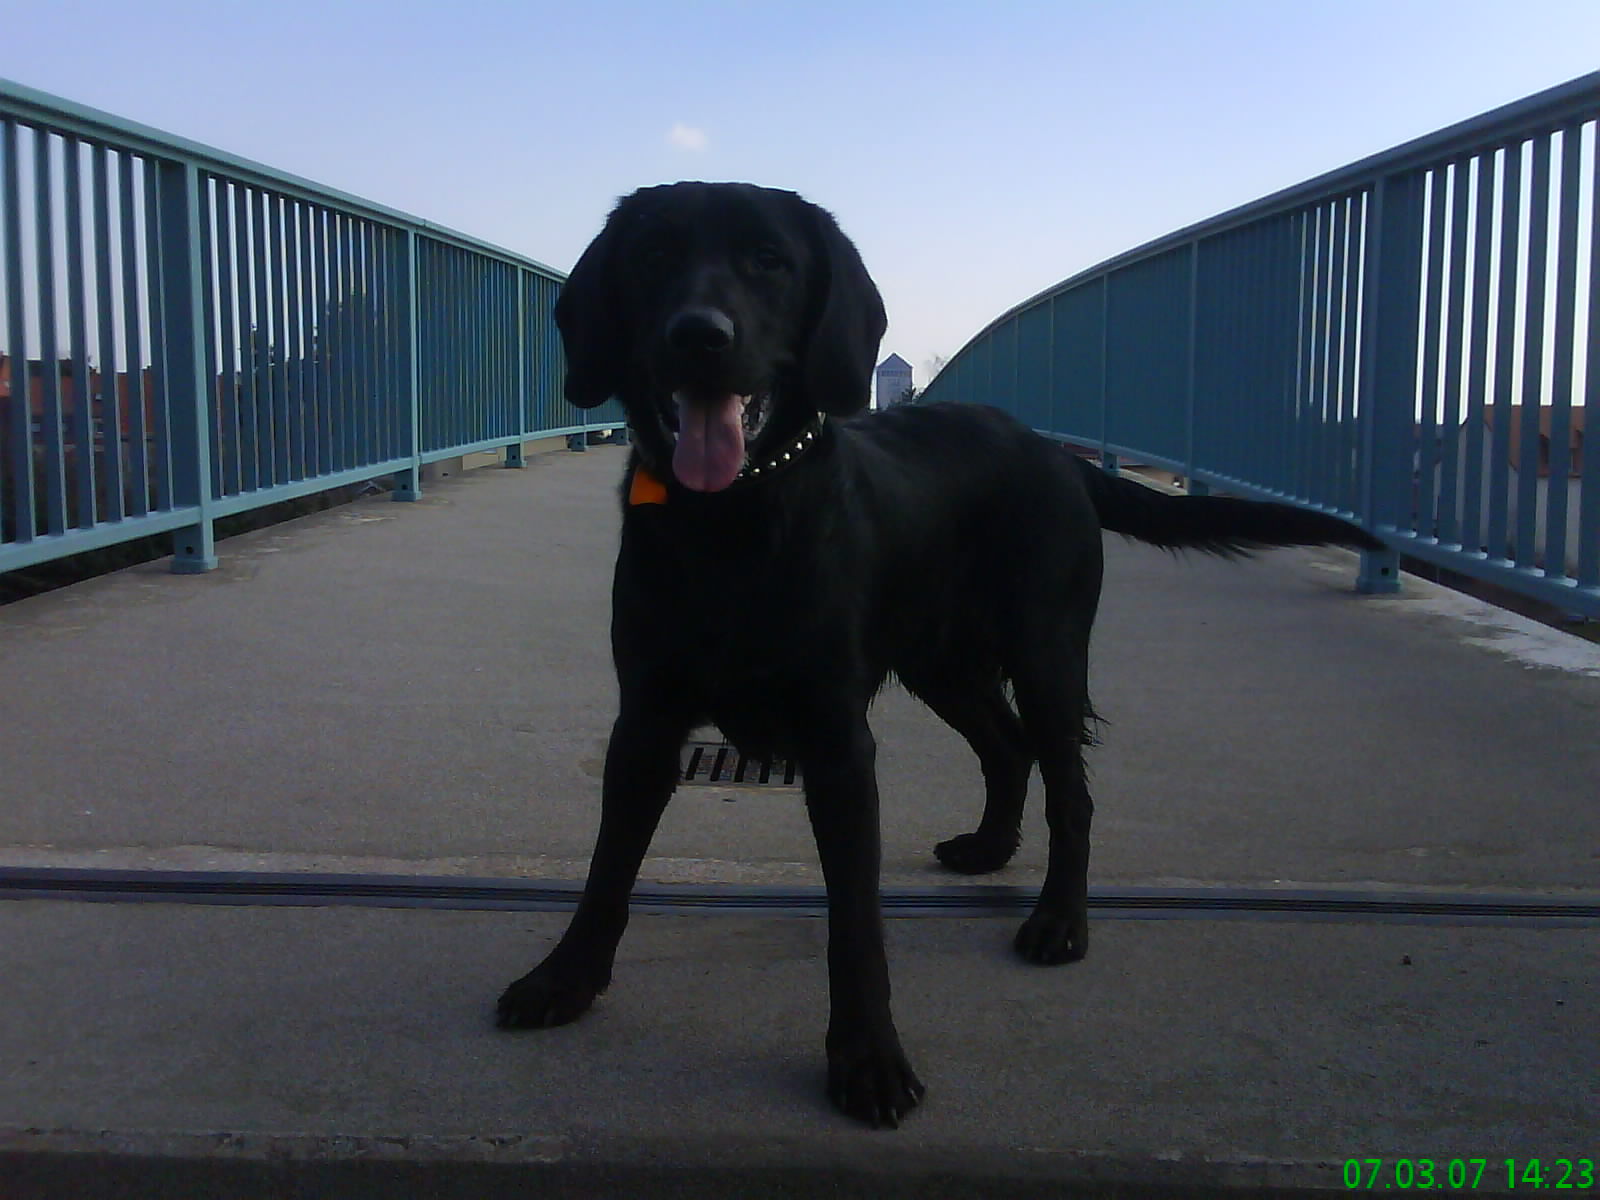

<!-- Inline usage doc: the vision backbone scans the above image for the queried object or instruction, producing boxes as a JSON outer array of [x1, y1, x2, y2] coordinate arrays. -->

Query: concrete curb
[[0, 1126, 1359, 1199]]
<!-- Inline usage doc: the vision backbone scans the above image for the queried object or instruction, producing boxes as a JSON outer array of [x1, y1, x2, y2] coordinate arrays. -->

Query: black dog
[[497, 182, 1383, 1127]]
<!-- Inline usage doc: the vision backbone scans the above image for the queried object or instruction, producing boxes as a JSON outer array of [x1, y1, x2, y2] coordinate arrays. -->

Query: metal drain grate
[[680, 740, 801, 788]]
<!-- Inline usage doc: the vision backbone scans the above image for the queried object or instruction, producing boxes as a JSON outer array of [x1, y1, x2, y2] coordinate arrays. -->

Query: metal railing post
[[1184, 239, 1198, 486], [1354, 173, 1421, 594], [1097, 274, 1109, 465], [1045, 294, 1057, 435], [393, 229, 421, 500], [157, 159, 218, 573], [505, 267, 527, 469]]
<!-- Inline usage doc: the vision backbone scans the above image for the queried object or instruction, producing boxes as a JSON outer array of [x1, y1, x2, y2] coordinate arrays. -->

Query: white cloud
[[667, 123, 709, 152]]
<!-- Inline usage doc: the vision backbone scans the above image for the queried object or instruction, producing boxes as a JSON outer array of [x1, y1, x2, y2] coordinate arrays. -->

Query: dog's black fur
[[497, 182, 1385, 1127]]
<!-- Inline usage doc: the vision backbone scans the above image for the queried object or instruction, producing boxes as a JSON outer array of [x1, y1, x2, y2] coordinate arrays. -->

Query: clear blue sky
[[5, 0, 1597, 391]]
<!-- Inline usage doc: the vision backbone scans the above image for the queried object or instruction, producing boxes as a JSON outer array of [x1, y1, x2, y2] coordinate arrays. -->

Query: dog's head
[[554, 182, 886, 493]]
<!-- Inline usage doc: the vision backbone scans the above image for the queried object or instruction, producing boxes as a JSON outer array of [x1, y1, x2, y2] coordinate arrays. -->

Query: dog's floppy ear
[[800, 199, 887, 416], [553, 211, 625, 409]]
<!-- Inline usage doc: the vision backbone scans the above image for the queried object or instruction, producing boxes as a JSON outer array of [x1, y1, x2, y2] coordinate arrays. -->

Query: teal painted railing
[[0, 78, 619, 575], [920, 72, 1600, 618]]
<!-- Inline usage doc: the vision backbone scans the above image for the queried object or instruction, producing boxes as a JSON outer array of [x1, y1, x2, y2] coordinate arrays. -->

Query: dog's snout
[[666, 307, 736, 354]]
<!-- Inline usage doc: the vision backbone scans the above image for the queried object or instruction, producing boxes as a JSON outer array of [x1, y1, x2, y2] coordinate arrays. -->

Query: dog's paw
[[826, 1034, 926, 1129], [933, 829, 1019, 874], [1013, 907, 1089, 965], [495, 964, 602, 1029]]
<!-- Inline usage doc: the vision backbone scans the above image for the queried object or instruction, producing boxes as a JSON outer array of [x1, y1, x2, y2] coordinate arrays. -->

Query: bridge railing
[[0, 78, 614, 575], [919, 72, 1600, 618]]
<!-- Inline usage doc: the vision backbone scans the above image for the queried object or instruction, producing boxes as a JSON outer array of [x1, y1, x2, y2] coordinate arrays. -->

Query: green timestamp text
[[1343, 1159, 1595, 1191]]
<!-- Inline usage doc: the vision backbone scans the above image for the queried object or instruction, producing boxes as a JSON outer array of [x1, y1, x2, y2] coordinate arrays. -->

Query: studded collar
[[629, 413, 827, 505], [734, 411, 826, 483]]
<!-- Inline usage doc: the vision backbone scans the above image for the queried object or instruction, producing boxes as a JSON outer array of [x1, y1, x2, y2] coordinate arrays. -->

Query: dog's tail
[[1071, 455, 1384, 558]]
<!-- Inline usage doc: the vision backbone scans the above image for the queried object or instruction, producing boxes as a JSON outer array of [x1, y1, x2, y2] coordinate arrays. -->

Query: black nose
[[666, 307, 735, 354]]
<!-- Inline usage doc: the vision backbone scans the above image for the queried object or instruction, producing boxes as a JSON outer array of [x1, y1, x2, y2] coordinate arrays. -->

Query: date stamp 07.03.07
[[1342, 1159, 1594, 1192]]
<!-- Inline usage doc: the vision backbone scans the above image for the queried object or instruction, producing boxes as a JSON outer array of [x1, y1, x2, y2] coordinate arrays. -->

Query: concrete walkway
[[2, 445, 1597, 1197]]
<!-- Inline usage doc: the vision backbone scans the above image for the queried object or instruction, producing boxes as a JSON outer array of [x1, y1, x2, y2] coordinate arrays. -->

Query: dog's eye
[[639, 239, 678, 271], [749, 245, 787, 272]]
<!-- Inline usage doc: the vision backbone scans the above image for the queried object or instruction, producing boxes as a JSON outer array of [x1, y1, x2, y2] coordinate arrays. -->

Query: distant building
[[875, 353, 913, 408], [0, 353, 155, 439], [1447, 404, 1587, 573]]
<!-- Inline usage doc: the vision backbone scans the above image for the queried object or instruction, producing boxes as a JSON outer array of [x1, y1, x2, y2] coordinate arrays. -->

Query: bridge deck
[[2, 445, 1596, 1196]]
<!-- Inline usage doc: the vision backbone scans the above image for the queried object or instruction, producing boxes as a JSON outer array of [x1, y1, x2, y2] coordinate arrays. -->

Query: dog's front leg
[[797, 712, 925, 1128], [497, 707, 685, 1029]]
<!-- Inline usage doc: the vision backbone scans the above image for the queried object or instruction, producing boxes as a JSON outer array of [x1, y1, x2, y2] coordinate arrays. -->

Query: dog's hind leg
[[907, 676, 1034, 875], [496, 706, 689, 1028], [1007, 634, 1096, 965]]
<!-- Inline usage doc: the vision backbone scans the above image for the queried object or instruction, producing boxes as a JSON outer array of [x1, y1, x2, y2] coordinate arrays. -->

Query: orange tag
[[628, 466, 668, 506]]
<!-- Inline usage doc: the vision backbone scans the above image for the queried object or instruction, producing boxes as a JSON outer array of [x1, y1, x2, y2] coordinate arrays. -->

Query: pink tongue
[[672, 393, 747, 492]]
